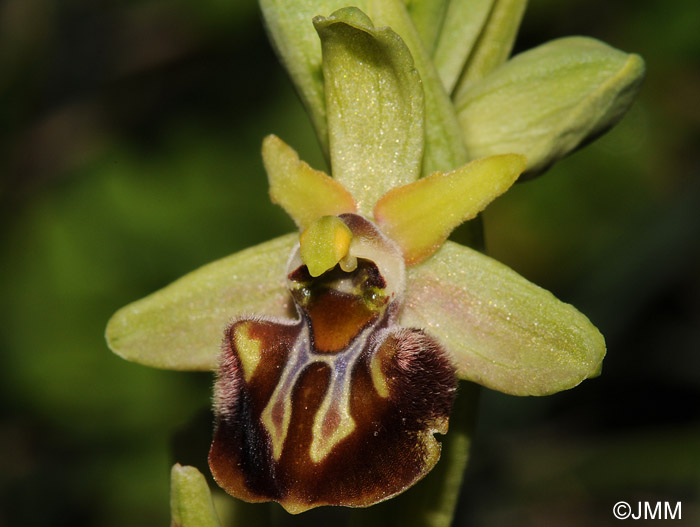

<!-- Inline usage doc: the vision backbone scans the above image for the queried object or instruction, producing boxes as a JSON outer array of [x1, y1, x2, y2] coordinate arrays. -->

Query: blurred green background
[[1, 0, 698, 525]]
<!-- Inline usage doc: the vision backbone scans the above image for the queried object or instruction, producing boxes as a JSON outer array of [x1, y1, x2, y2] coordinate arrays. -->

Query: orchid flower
[[106, 0, 644, 520]]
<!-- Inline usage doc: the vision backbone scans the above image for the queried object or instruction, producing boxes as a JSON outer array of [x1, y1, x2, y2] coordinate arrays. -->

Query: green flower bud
[[170, 464, 221, 527], [455, 36, 646, 177]]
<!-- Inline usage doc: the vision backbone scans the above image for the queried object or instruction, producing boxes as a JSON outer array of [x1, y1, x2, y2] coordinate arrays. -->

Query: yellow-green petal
[[314, 8, 424, 214], [170, 464, 221, 527], [401, 241, 606, 396], [456, 37, 646, 177], [106, 234, 296, 371], [374, 154, 525, 265], [299, 215, 353, 277], [263, 135, 356, 229]]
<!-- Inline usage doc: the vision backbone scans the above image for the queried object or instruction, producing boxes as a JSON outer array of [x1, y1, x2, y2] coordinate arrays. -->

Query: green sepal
[[259, 0, 370, 157], [106, 234, 296, 371], [432, 0, 495, 94], [402, 241, 606, 396], [456, 36, 646, 177], [170, 464, 221, 527], [452, 0, 528, 97], [314, 8, 424, 214]]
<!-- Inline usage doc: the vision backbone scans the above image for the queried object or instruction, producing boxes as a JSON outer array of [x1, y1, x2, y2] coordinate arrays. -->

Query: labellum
[[209, 214, 457, 513]]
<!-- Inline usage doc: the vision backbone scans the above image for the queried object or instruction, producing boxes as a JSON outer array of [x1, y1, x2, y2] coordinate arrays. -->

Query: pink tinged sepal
[[401, 241, 606, 396], [209, 215, 457, 513]]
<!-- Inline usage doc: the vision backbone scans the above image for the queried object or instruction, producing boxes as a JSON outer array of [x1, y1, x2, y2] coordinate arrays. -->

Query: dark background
[[1, 0, 698, 525]]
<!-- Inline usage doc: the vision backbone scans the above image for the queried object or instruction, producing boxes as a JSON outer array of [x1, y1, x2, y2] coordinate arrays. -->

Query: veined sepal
[[105, 234, 297, 371], [402, 241, 606, 396]]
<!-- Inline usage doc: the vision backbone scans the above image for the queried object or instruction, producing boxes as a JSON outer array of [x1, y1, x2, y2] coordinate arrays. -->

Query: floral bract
[[106, 0, 643, 518]]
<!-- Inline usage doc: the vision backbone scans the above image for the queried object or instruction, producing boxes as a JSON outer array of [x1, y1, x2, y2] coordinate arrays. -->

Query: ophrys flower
[[106, 2, 642, 518], [106, 128, 602, 512]]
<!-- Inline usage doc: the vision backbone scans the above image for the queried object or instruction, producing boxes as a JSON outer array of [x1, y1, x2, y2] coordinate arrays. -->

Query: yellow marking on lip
[[234, 323, 261, 382], [309, 381, 356, 463], [308, 325, 376, 463], [261, 384, 292, 461], [369, 351, 390, 399], [260, 325, 311, 461]]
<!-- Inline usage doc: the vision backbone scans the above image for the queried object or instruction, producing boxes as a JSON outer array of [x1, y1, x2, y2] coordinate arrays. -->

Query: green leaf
[[263, 134, 356, 229], [402, 0, 450, 54], [106, 234, 296, 371], [455, 37, 646, 177], [453, 0, 528, 97], [374, 154, 525, 265], [170, 464, 221, 527], [368, 0, 468, 174], [314, 8, 424, 214], [432, 0, 495, 93], [402, 241, 606, 396], [259, 0, 370, 156]]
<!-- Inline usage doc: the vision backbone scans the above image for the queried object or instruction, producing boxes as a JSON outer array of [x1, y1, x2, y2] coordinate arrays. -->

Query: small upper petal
[[263, 135, 356, 229], [374, 154, 525, 265]]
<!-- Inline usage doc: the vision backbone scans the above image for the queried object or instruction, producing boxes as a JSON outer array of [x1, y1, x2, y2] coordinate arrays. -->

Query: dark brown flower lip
[[209, 316, 456, 513]]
